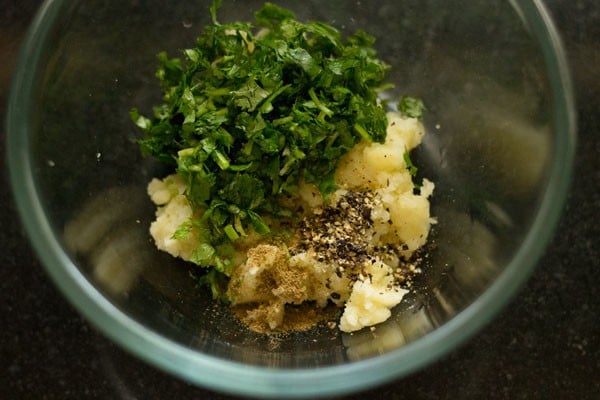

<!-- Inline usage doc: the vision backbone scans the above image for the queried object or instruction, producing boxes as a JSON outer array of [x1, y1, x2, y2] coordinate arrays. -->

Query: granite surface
[[1, 1, 599, 399]]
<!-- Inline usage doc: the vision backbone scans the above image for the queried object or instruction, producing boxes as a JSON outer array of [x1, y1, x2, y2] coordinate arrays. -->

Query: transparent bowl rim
[[7, 0, 576, 398]]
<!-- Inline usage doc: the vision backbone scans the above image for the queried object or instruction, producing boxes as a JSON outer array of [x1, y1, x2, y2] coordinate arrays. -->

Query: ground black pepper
[[290, 190, 422, 288]]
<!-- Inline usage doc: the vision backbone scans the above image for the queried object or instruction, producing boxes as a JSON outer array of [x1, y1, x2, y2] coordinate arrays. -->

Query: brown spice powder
[[228, 244, 334, 333], [233, 302, 339, 334]]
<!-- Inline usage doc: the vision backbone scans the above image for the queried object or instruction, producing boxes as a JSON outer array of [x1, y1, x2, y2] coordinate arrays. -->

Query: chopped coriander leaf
[[398, 96, 426, 120], [403, 150, 418, 177], [171, 221, 193, 240], [197, 268, 231, 302]]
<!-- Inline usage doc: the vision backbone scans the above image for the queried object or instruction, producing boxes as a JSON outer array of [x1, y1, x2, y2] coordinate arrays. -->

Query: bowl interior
[[8, 0, 574, 396]]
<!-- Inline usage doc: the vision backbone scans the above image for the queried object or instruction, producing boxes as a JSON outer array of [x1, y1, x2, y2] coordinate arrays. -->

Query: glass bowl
[[7, 0, 575, 398]]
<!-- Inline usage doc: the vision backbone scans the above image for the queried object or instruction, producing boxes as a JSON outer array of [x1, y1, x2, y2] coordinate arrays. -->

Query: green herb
[[403, 150, 418, 177], [398, 96, 425, 120], [131, 1, 394, 290]]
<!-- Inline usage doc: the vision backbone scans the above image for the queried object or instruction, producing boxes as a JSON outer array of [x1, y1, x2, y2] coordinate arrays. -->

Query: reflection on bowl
[[63, 187, 149, 296], [7, 0, 575, 397]]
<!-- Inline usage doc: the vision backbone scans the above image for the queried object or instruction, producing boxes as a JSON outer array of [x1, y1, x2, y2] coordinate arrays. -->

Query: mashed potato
[[148, 112, 434, 333], [147, 175, 200, 261]]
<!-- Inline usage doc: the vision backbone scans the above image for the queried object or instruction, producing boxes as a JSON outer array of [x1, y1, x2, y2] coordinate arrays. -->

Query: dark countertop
[[1, 1, 598, 399]]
